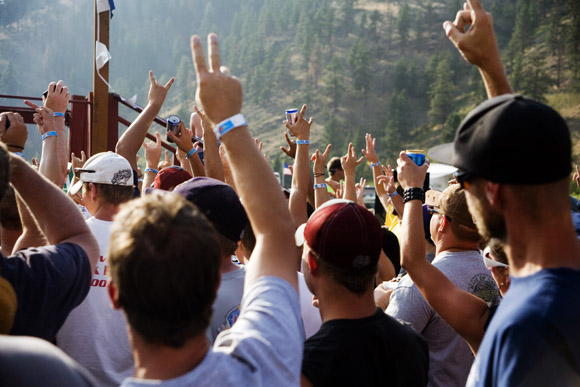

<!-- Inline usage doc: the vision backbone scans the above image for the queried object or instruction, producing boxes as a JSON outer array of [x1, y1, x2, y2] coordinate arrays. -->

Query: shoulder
[[0, 335, 96, 386]]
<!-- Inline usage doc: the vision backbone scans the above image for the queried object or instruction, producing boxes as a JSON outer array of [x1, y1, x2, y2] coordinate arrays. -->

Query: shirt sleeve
[[3, 243, 91, 340], [214, 276, 304, 386], [385, 280, 433, 333]]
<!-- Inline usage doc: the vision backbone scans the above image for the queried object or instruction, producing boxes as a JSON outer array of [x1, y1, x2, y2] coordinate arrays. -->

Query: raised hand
[[191, 34, 243, 125], [148, 70, 175, 107], [341, 143, 364, 176], [158, 150, 172, 170], [167, 122, 195, 154], [0, 112, 28, 151], [355, 177, 367, 207], [43, 80, 70, 114], [143, 132, 163, 169], [71, 150, 87, 170], [361, 133, 379, 164], [396, 151, 430, 190], [311, 144, 332, 175], [285, 104, 313, 141], [281, 131, 297, 159]]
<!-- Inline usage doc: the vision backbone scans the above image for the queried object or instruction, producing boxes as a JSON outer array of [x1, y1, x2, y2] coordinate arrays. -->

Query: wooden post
[[92, 1, 110, 155]]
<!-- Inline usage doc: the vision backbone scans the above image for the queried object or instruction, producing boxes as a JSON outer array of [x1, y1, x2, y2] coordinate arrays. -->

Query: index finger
[[24, 100, 40, 110], [191, 35, 208, 77], [208, 33, 221, 72], [322, 144, 332, 158], [466, 0, 483, 12], [149, 70, 155, 84]]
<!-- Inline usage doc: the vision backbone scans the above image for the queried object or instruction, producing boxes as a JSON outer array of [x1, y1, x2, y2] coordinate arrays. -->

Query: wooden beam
[[92, 1, 110, 155]]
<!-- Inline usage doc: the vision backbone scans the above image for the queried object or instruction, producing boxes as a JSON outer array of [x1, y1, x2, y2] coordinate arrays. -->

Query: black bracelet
[[313, 173, 325, 178], [403, 187, 425, 203], [6, 144, 24, 150]]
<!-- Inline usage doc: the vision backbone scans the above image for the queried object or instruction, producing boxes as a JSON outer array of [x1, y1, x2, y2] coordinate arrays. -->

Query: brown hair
[[311, 250, 377, 295], [83, 182, 133, 206], [108, 193, 221, 348]]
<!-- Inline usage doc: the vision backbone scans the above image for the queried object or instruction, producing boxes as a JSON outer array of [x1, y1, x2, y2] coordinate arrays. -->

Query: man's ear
[[485, 182, 502, 209], [438, 213, 448, 234], [108, 281, 121, 309], [88, 182, 99, 201]]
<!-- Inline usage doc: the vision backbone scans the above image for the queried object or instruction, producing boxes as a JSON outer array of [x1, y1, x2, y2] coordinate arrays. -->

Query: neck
[[435, 237, 478, 256], [220, 255, 239, 274], [505, 210, 580, 277], [91, 202, 119, 222], [316, 281, 377, 323], [130, 327, 210, 381]]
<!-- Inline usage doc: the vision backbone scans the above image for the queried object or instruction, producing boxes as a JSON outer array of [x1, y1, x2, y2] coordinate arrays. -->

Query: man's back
[[387, 250, 499, 387], [302, 308, 428, 387], [468, 268, 580, 386], [57, 217, 133, 387]]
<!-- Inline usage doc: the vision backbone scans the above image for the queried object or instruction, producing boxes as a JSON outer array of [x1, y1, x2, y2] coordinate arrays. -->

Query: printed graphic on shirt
[[91, 255, 109, 288], [468, 273, 500, 305], [217, 305, 240, 335]]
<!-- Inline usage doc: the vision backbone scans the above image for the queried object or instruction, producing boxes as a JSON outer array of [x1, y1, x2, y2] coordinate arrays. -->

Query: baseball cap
[[425, 184, 476, 229], [153, 166, 192, 191], [173, 177, 248, 242], [69, 152, 133, 195], [453, 94, 571, 184], [295, 199, 382, 270]]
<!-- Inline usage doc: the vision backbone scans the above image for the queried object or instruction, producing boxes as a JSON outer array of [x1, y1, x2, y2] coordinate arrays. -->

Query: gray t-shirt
[[386, 250, 500, 387], [207, 264, 245, 343], [121, 276, 303, 387]]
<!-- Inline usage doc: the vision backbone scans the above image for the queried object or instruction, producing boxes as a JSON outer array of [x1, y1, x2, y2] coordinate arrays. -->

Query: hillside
[[1, 0, 579, 182]]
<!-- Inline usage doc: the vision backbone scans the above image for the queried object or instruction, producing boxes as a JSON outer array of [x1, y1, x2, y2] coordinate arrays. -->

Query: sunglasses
[[482, 248, 509, 270], [454, 170, 473, 190], [426, 206, 440, 215], [73, 168, 96, 179]]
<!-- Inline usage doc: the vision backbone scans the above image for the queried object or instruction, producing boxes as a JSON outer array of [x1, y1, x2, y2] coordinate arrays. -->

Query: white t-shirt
[[298, 272, 322, 339], [56, 217, 134, 387], [121, 276, 303, 387]]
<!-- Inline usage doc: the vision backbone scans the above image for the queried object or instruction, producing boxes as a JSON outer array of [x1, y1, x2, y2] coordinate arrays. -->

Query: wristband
[[53, 112, 65, 118], [296, 140, 310, 145], [41, 131, 57, 140], [144, 168, 158, 174], [185, 148, 197, 159], [314, 183, 327, 190], [14, 152, 24, 158], [313, 173, 325, 178], [388, 191, 398, 198], [370, 161, 380, 168], [6, 144, 24, 150], [214, 113, 247, 139], [403, 187, 425, 204]]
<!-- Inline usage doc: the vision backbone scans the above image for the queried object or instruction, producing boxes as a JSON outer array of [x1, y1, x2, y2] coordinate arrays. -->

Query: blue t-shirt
[[468, 268, 580, 386], [2, 243, 91, 341]]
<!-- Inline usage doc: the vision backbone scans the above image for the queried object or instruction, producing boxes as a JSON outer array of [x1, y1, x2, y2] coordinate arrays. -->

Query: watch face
[[167, 115, 181, 125]]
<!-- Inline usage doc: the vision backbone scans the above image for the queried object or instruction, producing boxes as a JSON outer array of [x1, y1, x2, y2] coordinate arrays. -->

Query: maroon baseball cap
[[153, 166, 192, 191], [295, 199, 382, 270]]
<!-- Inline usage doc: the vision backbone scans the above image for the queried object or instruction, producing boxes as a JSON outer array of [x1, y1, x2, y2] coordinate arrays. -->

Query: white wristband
[[214, 113, 247, 139]]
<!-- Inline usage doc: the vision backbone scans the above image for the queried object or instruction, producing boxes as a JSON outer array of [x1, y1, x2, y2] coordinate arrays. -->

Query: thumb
[[443, 21, 462, 45]]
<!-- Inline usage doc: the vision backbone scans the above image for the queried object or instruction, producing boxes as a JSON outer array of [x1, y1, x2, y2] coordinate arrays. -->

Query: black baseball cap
[[452, 94, 571, 184]]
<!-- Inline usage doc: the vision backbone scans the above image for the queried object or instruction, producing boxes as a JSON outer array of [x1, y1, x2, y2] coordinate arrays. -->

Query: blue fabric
[[109, 0, 115, 18], [468, 268, 580, 386]]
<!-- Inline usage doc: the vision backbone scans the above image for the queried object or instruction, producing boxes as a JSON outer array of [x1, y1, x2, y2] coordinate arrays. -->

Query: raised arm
[[443, 0, 512, 98], [287, 104, 313, 228], [142, 132, 163, 193], [341, 143, 364, 202], [311, 144, 332, 209], [396, 151, 488, 353], [191, 34, 298, 291], [195, 107, 225, 181], [116, 71, 174, 171], [167, 122, 205, 177], [42, 80, 70, 188]]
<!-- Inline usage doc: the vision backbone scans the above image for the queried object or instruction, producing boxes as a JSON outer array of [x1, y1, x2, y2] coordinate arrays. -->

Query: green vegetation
[[1, 0, 580, 174]]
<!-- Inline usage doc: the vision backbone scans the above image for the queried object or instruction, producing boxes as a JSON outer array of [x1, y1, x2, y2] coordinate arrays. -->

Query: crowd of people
[[1, 0, 579, 386]]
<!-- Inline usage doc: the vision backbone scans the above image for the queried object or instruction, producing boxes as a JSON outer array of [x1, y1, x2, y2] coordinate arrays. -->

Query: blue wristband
[[14, 152, 24, 158], [185, 148, 197, 159], [214, 114, 247, 139], [314, 183, 327, 190], [41, 131, 57, 141], [53, 112, 65, 118], [370, 161, 380, 168], [296, 140, 310, 145], [388, 191, 398, 198], [145, 168, 158, 174]]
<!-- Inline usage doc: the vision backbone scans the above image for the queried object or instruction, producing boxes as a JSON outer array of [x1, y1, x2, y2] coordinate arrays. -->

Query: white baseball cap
[[69, 152, 133, 195]]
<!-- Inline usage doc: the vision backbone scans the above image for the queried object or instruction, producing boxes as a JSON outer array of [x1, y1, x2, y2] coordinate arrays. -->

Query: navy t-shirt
[[1, 243, 91, 341], [468, 268, 580, 386]]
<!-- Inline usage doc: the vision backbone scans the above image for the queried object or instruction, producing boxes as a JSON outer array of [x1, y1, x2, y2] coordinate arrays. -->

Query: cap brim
[[427, 143, 455, 165], [69, 180, 83, 195], [425, 190, 442, 207], [295, 223, 307, 247]]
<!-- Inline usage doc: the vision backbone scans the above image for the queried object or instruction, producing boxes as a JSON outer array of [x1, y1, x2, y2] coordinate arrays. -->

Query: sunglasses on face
[[454, 170, 473, 190], [482, 248, 509, 270]]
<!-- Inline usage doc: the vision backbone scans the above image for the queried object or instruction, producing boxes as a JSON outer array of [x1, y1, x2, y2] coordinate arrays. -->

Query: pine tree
[[428, 56, 457, 126], [397, 4, 411, 53], [324, 56, 345, 112]]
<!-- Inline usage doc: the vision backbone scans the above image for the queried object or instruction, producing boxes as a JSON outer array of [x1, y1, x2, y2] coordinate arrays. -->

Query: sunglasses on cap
[[454, 170, 474, 190], [73, 168, 96, 179], [426, 206, 440, 215], [482, 247, 509, 270]]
